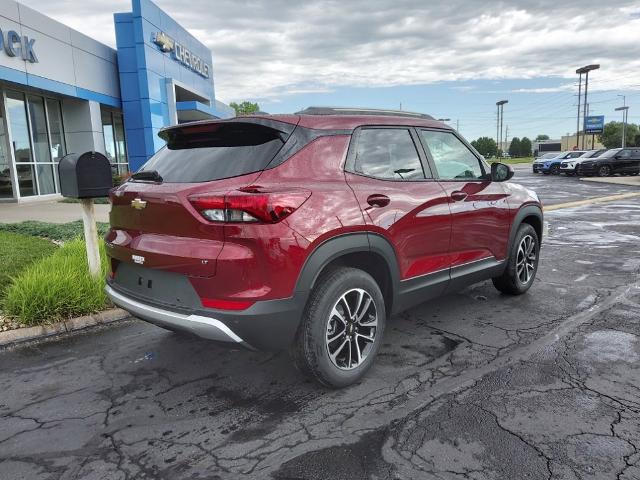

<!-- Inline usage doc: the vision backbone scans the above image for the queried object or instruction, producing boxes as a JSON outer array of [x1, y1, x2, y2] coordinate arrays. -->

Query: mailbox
[[58, 151, 113, 198]]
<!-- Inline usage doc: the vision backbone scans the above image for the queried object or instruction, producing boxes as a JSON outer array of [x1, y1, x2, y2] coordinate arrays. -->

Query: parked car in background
[[533, 150, 585, 175], [535, 152, 560, 162], [559, 149, 607, 175], [577, 148, 640, 177], [105, 107, 543, 388]]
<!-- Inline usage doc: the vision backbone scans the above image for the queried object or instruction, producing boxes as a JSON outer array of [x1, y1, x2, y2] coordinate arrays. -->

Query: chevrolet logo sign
[[131, 198, 147, 210], [153, 31, 174, 53]]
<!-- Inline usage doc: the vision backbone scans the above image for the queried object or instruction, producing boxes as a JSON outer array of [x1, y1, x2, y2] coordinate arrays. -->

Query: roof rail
[[295, 106, 434, 120]]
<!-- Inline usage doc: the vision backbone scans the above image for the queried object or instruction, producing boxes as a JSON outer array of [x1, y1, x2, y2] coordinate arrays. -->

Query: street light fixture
[[575, 64, 600, 149], [496, 100, 508, 156], [615, 105, 629, 148], [437, 118, 451, 122]]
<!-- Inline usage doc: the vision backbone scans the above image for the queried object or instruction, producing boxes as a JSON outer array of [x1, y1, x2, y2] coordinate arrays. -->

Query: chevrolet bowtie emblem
[[153, 31, 175, 53], [131, 198, 147, 210]]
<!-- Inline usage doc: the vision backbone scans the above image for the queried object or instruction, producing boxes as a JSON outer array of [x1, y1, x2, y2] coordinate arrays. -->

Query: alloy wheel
[[599, 165, 611, 177], [516, 234, 537, 285], [325, 288, 378, 370]]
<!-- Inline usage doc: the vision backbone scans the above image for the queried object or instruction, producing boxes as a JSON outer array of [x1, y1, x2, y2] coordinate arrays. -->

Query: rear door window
[[138, 123, 286, 183], [352, 128, 426, 180]]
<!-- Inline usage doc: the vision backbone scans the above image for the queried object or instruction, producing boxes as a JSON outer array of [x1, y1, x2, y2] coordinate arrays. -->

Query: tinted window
[[419, 130, 484, 180], [617, 150, 632, 159], [567, 152, 583, 158], [353, 129, 425, 180], [139, 123, 285, 183]]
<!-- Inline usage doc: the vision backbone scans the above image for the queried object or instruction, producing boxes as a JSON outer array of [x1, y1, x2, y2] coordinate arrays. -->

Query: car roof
[[162, 108, 451, 134]]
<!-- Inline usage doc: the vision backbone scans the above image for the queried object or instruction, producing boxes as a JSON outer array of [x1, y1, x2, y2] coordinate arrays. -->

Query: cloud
[[23, 0, 640, 102]]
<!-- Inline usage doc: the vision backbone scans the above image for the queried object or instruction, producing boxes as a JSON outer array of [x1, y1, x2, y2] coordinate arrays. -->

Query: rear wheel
[[291, 267, 385, 388], [598, 164, 612, 177], [493, 223, 539, 295]]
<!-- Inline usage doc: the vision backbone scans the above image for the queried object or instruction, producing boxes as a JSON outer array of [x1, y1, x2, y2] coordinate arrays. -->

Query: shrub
[[0, 221, 110, 242], [0, 232, 57, 302], [4, 239, 110, 325]]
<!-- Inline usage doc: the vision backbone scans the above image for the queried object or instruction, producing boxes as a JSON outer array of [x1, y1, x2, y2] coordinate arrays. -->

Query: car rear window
[[138, 122, 286, 183]]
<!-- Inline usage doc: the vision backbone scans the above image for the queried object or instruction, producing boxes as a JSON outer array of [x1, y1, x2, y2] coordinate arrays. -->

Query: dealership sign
[[153, 32, 210, 78], [584, 115, 605, 134], [0, 29, 37, 63]]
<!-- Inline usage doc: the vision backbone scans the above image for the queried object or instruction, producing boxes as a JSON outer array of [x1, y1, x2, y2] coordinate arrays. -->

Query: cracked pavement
[[1, 168, 639, 479]]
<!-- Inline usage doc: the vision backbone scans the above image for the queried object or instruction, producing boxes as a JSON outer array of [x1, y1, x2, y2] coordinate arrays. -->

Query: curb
[[0, 308, 130, 346]]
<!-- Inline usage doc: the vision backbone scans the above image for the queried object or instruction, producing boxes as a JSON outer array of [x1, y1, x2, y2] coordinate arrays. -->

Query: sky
[[23, 0, 640, 142]]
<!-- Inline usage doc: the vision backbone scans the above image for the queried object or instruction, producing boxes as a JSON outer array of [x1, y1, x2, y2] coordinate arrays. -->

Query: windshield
[[597, 149, 621, 159]]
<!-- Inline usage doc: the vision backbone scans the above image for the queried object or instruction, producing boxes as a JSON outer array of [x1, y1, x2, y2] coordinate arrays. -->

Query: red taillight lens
[[189, 188, 310, 224]]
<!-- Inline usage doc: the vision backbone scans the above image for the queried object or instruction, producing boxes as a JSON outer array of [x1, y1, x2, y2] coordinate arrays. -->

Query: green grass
[[3, 239, 110, 325], [488, 157, 533, 165], [0, 220, 109, 242], [0, 232, 57, 302], [59, 197, 110, 204]]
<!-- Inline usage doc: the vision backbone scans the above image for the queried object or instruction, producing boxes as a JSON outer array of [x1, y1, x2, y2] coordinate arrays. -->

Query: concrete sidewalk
[[0, 200, 110, 224]]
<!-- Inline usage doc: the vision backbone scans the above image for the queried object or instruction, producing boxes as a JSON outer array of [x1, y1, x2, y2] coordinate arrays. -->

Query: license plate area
[[114, 262, 201, 310]]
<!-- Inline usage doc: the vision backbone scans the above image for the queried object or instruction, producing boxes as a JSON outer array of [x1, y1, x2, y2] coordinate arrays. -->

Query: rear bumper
[[105, 283, 306, 351]]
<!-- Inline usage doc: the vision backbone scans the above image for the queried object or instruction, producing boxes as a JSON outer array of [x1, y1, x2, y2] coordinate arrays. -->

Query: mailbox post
[[58, 152, 113, 279]]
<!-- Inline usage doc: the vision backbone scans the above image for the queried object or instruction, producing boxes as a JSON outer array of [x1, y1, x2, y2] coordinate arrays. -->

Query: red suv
[[106, 107, 542, 387]]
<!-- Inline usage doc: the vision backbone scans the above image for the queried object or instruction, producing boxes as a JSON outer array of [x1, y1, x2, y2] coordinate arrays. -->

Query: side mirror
[[491, 162, 514, 182]]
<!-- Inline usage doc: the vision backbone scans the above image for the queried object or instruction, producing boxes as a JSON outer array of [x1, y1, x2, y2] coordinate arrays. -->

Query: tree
[[598, 121, 640, 148], [509, 137, 521, 157], [229, 101, 260, 116], [520, 137, 532, 157], [535, 134, 549, 141], [470, 137, 497, 158]]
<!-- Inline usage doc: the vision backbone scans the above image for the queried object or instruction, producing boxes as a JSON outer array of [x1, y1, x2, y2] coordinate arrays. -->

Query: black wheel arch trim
[[507, 205, 543, 257], [294, 232, 401, 307]]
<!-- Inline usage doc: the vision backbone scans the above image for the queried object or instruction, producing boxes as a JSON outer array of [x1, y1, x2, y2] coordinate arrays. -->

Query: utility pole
[[505, 125, 509, 153], [615, 105, 629, 148], [617, 95, 627, 148], [575, 64, 599, 149], [576, 72, 582, 149], [496, 100, 508, 157]]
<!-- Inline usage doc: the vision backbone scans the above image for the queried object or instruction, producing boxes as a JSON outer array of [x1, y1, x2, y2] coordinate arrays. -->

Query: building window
[[4, 90, 66, 198], [102, 109, 129, 175]]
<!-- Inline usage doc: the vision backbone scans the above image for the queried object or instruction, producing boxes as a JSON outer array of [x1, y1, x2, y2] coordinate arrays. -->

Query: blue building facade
[[115, 0, 232, 171], [0, 0, 232, 201]]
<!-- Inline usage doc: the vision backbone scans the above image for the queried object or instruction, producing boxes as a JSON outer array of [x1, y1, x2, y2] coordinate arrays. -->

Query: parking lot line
[[543, 191, 640, 211]]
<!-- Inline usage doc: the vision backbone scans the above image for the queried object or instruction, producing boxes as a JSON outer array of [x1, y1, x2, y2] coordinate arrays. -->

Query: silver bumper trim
[[105, 285, 244, 343]]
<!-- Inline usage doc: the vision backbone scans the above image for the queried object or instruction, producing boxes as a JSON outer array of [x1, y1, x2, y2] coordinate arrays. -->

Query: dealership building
[[0, 0, 233, 202]]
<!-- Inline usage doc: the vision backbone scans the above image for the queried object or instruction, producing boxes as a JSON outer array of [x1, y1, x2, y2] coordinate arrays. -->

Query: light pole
[[496, 100, 508, 156], [615, 106, 629, 148], [576, 64, 600, 149]]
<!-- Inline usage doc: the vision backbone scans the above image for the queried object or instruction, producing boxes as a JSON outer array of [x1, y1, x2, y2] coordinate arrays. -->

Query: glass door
[[6, 91, 37, 197], [28, 95, 56, 195]]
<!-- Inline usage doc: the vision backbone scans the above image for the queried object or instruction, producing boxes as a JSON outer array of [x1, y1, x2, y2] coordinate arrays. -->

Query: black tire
[[598, 164, 611, 177], [291, 267, 386, 388], [550, 164, 560, 175], [492, 223, 539, 295]]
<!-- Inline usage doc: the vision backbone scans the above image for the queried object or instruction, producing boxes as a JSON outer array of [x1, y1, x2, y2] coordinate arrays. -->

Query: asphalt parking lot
[[1, 167, 639, 480]]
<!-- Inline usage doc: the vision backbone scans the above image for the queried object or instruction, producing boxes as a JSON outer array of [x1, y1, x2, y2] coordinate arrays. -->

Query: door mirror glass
[[491, 162, 513, 182]]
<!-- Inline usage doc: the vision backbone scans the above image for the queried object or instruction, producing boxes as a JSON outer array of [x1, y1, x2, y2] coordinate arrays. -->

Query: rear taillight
[[189, 188, 311, 223]]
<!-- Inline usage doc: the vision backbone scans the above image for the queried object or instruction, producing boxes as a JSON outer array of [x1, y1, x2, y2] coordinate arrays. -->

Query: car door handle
[[366, 194, 390, 207], [450, 191, 468, 202]]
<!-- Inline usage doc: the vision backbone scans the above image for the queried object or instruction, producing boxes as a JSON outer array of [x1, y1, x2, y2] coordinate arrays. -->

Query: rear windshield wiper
[[130, 170, 163, 183]]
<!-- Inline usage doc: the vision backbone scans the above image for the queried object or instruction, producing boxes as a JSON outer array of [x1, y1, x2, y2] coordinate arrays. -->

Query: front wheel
[[550, 164, 560, 175], [291, 267, 386, 388], [598, 164, 611, 177], [493, 223, 539, 295]]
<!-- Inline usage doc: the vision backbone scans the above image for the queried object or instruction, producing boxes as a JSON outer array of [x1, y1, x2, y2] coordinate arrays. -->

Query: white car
[[559, 149, 608, 175]]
